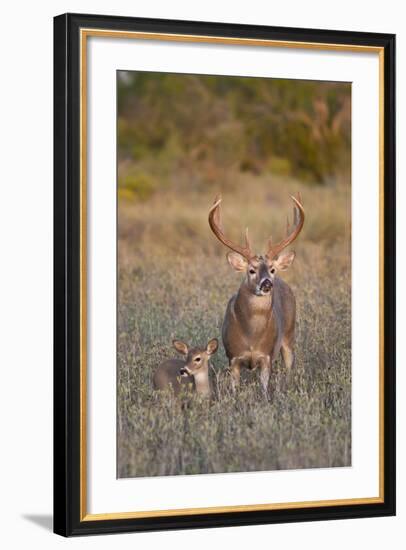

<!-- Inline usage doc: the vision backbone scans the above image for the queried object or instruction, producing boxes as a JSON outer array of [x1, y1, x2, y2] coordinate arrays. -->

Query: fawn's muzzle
[[179, 367, 189, 377]]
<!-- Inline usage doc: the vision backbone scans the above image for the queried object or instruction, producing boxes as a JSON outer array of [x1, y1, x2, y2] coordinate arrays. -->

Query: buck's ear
[[172, 340, 188, 355], [206, 338, 219, 355], [274, 251, 296, 271], [227, 252, 248, 272]]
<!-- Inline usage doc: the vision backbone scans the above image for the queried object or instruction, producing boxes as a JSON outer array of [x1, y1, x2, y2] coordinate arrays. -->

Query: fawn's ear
[[227, 252, 248, 272], [274, 250, 296, 271], [206, 338, 219, 355], [172, 340, 188, 355]]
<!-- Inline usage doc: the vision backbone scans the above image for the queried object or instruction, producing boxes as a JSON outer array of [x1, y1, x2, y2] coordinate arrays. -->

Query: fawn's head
[[208, 194, 304, 297], [172, 338, 219, 377]]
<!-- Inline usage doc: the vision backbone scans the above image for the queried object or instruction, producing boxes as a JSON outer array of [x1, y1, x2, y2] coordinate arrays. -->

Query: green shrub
[[119, 173, 156, 201], [117, 72, 351, 188], [267, 156, 292, 177]]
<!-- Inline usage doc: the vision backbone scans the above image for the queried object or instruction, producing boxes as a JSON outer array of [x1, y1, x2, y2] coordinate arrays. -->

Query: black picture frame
[[54, 12, 396, 537]]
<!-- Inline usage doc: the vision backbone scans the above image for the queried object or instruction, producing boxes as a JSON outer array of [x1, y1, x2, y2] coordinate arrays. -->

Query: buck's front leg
[[281, 338, 296, 388], [258, 356, 271, 399], [229, 357, 243, 393], [281, 345, 295, 371]]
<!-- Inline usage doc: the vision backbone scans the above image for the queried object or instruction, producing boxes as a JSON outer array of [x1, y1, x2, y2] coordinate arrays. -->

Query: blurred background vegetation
[[118, 72, 350, 201]]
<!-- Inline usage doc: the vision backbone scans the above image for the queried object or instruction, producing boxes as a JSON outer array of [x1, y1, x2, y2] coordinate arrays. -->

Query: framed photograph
[[54, 13, 395, 536]]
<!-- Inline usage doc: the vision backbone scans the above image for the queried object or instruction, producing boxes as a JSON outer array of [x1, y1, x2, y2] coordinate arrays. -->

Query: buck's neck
[[193, 367, 211, 397], [236, 280, 274, 314], [233, 281, 275, 342]]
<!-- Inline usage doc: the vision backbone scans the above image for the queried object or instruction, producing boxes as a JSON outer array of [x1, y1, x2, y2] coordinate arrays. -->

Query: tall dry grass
[[117, 174, 351, 478]]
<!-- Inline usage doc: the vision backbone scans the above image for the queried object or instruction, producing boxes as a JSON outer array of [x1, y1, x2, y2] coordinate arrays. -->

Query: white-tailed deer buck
[[153, 338, 219, 397], [208, 193, 304, 395]]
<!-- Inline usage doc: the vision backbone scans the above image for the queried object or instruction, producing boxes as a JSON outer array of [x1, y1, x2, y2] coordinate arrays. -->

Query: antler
[[208, 194, 253, 260], [267, 193, 305, 259]]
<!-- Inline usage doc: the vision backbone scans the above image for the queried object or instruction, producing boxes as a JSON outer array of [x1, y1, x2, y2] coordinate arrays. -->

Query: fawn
[[153, 338, 219, 397]]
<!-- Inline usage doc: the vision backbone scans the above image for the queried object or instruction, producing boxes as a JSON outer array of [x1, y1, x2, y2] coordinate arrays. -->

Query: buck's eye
[[270, 268, 275, 274], [195, 357, 201, 363], [249, 269, 256, 275]]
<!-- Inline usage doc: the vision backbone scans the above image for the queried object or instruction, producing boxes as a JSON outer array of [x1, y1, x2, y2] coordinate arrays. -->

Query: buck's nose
[[260, 278, 273, 292]]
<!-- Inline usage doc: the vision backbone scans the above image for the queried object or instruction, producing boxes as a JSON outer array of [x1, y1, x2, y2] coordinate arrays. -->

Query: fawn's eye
[[195, 357, 201, 362], [249, 269, 256, 275], [270, 268, 275, 274]]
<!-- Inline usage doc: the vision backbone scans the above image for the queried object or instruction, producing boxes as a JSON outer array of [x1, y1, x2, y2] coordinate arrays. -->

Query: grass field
[[117, 174, 351, 478]]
